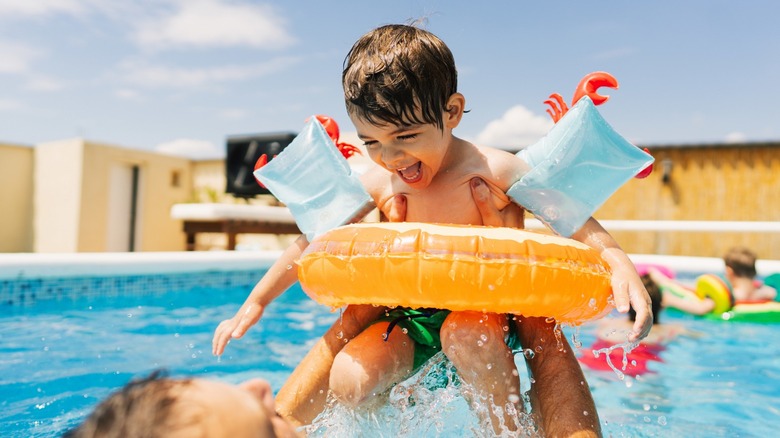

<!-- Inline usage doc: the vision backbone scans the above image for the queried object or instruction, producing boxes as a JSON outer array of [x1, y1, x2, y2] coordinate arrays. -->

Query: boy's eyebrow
[[357, 124, 420, 140]]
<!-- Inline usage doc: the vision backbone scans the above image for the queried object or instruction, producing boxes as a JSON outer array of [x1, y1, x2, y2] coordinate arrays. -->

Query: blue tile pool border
[[0, 251, 281, 306]]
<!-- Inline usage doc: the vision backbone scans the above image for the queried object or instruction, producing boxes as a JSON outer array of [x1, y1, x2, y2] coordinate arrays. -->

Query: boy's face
[[171, 378, 298, 437], [352, 115, 450, 189]]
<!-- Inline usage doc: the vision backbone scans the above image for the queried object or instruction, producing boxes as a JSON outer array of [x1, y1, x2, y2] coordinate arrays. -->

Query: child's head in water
[[629, 274, 662, 325], [64, 371, 298, 438], [342, 24, 466, 190]]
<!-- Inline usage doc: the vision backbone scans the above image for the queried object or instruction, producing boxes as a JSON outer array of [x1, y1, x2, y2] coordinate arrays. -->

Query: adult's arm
[[470, 177, 602, 437]]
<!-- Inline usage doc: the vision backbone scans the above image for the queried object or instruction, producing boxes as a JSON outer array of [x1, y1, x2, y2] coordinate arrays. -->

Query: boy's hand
[[212, 304, 265, 356], [608, 259, 653, 342]]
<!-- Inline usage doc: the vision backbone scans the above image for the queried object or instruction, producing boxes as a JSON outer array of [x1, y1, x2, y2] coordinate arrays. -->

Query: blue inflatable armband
[[254, 117, 375, 240], [508, 96, 654, 237]]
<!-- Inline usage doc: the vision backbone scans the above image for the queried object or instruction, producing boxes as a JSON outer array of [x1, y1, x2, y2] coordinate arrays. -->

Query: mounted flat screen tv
[[225, 132, 297, 198]]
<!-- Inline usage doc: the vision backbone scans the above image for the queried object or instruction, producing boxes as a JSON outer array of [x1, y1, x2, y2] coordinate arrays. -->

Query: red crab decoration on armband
[[543, 71, 653, 179], [253, 114, 362, 187]]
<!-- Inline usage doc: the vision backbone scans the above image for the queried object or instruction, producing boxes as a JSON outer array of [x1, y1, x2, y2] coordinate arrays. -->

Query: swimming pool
[[1, 253, 779, 436]]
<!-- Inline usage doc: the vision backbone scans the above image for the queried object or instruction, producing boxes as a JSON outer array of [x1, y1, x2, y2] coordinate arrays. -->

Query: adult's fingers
[[470, 177, 525, 229], [470, 177, 502, 227], [386, 194, 407, 222]]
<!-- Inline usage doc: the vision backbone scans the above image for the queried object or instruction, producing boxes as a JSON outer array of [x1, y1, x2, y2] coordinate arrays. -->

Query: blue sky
[[1, 0, 779, 159]]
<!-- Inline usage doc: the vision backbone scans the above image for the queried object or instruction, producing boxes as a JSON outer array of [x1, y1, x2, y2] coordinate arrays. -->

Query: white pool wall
[[1, 250, 778, 280]]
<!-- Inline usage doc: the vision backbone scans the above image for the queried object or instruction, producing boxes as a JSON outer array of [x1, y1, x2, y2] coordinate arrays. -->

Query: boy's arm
[[212, 235, 309, 356], [571, 218, 653, 342]]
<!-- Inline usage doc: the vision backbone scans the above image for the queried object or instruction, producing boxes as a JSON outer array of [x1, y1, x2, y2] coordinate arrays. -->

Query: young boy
[[723, 246, 777, 302], [64, 371, 299, 438], [213, 24, 651, 435]]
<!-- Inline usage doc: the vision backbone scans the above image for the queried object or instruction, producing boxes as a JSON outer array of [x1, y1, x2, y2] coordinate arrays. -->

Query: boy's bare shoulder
[[359, 166, 394, 202], [475, 145, 530, 190]]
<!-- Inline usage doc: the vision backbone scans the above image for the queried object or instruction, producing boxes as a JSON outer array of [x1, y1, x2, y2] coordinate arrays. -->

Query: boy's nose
[[381, 148, 404, 168]]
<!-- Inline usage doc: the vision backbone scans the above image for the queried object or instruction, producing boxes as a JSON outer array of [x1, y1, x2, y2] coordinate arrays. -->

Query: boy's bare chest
[[392, 175, 496, 225]]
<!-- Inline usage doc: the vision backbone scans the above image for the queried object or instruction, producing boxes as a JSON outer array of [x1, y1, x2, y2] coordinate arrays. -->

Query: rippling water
[[1, 281, 778, 437]]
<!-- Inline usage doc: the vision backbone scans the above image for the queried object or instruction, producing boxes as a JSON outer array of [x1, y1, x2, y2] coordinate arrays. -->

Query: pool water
[[1, 277, 779, 437]]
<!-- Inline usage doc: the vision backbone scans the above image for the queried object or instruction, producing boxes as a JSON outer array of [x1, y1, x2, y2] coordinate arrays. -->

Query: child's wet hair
[[342, 24, 458, 130], [723, 246, 758, 278]]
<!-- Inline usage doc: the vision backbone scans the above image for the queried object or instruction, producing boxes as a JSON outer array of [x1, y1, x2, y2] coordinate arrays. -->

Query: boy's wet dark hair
[[630, 274, 662, 324], [723, 246, 758, 278], [342, 24, 458, 130], [63, 370, 191, 438]]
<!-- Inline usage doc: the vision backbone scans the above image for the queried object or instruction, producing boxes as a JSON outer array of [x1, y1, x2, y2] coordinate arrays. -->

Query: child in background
[[649, 246, 777, 315], [213, 23, 652, 435], [722, 246, 777, 302]]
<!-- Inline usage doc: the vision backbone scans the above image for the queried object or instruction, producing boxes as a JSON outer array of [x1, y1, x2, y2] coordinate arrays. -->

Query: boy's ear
[[444, 93, 466, 128]]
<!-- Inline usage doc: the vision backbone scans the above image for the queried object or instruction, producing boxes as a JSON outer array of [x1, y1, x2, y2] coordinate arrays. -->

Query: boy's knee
[[441, 311, 509, 355], [329, 352, 369, 408]]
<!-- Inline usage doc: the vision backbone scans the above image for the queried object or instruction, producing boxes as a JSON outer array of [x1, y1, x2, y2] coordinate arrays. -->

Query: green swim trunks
[[377, 308, 522, 370], [378, 308, 450, 370]]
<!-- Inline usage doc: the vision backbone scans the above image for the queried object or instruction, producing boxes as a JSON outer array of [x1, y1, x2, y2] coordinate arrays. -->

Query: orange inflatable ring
[[297, 222, 614, 324]]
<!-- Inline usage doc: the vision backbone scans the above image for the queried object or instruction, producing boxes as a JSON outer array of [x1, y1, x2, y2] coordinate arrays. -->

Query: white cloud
[[724, 131, 747, 144], [119, 56, 300, 88], [0, 0, 86, 18], [133, 0, 294, 50], [0, 40, 41, 73], [217, 108, 248, 119], [475, 105, 553, 150], [24, 75, 65, 91], [114, 88, 143, 101], [0, 98, 23, 111], [155, 138, 222, 159]]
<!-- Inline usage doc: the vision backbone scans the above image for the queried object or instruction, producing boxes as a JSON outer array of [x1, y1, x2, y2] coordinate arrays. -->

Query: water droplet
[[523, 348, 535, 359], [480, 334, 488, 342], [502, 325, 509, 332], [643, 404, 651, 411], [381, 332, 388, 341], [477, 340, 484, 347], [401, 328, 408, 334], [534, 346, 542, 353], [286, 264, 293, 270], [583, 410, 589, 416], [486, 363, 493, 370], [508, 394, 520, 404], [658, 416, 667, 426]]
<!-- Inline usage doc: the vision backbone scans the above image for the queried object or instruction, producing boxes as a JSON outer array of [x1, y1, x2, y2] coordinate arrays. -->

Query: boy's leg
[[275, 304, 386, 426], [329, 321, 415, 407], [440, 311, 522, 435], [516, 316, 602, 437]]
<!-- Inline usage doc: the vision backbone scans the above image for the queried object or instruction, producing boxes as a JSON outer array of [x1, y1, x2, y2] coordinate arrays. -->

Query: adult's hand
[[469, 177, 524, 228], [386, 177, 525, 227]]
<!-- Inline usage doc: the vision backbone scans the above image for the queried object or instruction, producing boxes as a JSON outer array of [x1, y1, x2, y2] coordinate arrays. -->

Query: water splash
[[305, 353, 541, 437]]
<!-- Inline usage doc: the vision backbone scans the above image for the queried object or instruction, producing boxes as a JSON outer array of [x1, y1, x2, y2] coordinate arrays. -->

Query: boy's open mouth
[[397, 162, 422, 183]]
